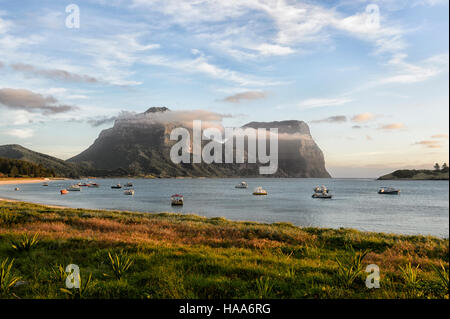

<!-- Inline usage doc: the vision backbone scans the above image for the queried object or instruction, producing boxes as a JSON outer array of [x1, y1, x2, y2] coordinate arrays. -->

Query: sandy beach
[[0, 178, 51, 185]]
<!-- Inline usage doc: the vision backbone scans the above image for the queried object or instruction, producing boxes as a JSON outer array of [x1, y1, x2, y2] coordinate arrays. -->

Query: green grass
[[0, 200, 448, 299]]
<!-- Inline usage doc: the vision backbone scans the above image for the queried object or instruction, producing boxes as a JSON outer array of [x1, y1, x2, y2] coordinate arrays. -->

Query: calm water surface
[[1, 178, 448, 237]]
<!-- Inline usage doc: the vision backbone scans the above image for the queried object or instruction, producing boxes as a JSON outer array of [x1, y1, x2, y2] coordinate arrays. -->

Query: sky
[[0, 0, 448, 178]]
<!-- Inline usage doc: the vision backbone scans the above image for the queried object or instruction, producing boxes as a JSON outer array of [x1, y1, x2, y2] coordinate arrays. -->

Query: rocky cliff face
[[243, 121, 330, 177], [68, 108, 330, 177]]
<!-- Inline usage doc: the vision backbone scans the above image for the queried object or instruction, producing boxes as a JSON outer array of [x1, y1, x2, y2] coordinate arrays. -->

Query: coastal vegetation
[[0, 200, 448, 299], [0, 145, 138, 179], [0, 157, 55, 178], [378, 163, 449, 180]]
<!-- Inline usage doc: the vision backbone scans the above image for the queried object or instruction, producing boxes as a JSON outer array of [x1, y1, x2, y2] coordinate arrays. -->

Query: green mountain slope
[[0, 144, 82, 178]]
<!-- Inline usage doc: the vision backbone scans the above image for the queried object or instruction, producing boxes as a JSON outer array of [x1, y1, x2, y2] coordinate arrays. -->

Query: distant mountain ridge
[[1, 107, 331, 178], [67, 107, 331, 178]]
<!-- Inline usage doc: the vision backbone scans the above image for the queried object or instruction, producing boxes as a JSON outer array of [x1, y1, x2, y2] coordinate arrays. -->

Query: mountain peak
[[144, 107, 170, 114]]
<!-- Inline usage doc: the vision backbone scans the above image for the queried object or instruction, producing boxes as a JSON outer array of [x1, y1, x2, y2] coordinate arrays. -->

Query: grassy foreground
[[0, 200, 448, 299]]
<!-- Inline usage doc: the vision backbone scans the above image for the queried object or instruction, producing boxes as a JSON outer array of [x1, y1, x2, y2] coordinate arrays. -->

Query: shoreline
[[1, 197, 448, 240], [0, 197, 70, 209], [0, 177, 68, 185]]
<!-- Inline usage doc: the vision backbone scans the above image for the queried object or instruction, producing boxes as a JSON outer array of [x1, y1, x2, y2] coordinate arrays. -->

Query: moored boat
[[14, 187, 19, 191], [125, 182, 133, 187], [111, 184, 122, 189], [312, 192, 332, 199], [42, 182, 49, 186], [124, 189, 135, 195], [60, 189, 69, 195], [88, 183, 99, 187], [253, 186, 268, 195], [312, 185, 332, 199], [378, 187, 400, 195], [171, 194, 184, 205], [235, 181, 248, 189], [67, 185, 81, 191]]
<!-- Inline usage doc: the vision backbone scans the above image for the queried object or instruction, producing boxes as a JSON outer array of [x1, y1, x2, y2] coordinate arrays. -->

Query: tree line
[[0, 157, 55, 178], [434, 163, 449, 172]]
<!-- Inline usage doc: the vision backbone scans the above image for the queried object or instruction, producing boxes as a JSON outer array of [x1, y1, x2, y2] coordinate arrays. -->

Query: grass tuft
[[0, 258, 21, 297], [106, 250, 134, 280], [10, 233, 40, 252]]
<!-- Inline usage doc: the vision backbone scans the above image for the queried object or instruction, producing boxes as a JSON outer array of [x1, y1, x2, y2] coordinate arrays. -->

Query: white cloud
[[11, 110, 34, 125], [76, 34, 160, 86], [298, 97, 353, 109], [6, 128, 34, 138], [380, 53, 449, 84], [0, 17, 11, 34], [130, 0, 407, 59], [250, 43, 294, 56], [143, 54, 284, 87]]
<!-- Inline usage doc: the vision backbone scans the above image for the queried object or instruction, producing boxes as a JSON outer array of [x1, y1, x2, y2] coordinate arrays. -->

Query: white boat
[[314, 185, 329, 193], [42, 182, 49, 186], [124, 189, 135, 195], [14, 187, 20, 191], [235, 181, 248, 188], [68, 185, 81, 191], [312, 185, 332, 199], [171, 194, 184, 206], [253, 186, 268, 195]]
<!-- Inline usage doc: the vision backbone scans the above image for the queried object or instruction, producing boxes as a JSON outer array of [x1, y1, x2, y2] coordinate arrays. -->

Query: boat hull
[[312, 194, 332, 199], [378, 191, 399, 195]]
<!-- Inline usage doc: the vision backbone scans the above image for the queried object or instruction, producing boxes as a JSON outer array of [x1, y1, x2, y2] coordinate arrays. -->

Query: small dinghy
[[42, 182, 49, 186], [253, 186, 268, 195], [125, 182, 133, 187], [88, 183, 99, 188], [235, 181, 248, 189], [111, 184, 122, 189], [171, 194, 184, 206], [60, 189, 68, 195], [378, 187, 400, 195], [14, 187, 20, 191], [124, 189, 135, 196], [68, 185, 81, 191]]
